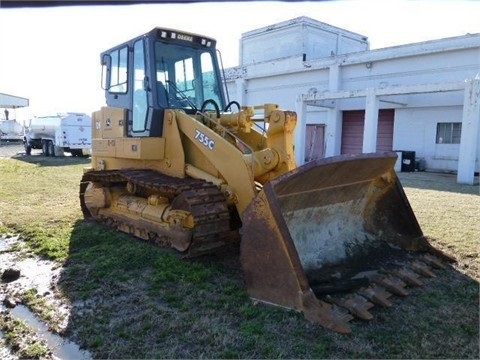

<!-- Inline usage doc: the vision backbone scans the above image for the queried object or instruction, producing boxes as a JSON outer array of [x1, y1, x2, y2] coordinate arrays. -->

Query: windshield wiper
[[166, 80, 198, 111]]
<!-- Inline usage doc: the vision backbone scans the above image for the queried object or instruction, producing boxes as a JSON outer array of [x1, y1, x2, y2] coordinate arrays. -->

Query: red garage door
[[341, 109, 394, 154]]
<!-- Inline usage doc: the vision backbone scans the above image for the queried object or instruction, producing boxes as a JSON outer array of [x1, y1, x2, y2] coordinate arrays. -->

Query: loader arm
[[172, 109, 256, 214], [171, 105, 297, 216]]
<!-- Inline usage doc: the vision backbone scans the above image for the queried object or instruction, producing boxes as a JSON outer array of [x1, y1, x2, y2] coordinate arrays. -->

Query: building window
[[436, 122, 462, 144]]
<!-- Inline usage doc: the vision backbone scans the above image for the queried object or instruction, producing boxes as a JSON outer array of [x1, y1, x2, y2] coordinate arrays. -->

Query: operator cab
[[100, 28, 226, 138]]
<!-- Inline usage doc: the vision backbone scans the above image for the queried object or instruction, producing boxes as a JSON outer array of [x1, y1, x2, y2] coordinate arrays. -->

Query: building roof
[[0, 92, 30, 108], [241, 16, 369, 43]]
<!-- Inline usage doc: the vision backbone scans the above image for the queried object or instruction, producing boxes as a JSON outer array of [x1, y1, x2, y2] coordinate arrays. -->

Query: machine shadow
[[55, 218, 246, 357], [10, 153, 91, 167], [54, 217, 480, 358]]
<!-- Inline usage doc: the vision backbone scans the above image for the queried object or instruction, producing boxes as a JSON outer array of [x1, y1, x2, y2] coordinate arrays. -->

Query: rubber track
[[80, 169, 240, 257]]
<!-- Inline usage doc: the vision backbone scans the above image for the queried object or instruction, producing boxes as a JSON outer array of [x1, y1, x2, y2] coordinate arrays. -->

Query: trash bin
[[401, 151, 416, 172], [416, 158, 426, 172]]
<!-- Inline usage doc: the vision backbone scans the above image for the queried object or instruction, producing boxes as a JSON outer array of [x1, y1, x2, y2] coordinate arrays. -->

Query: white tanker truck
[[24, 112, 92, 157]]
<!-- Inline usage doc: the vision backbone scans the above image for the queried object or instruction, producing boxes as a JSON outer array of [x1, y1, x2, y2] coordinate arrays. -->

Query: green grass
[[398, 171, 480, 278], [0, 156, 87, 260], [0, 154, 478, 359]]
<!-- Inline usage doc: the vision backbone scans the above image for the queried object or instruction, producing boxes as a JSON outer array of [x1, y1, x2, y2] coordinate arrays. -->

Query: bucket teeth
[[390, 268, 424, 287], [370, 275, 409, 296], [330, 303, 355, 324], [326, 294, 375, 321], [410, 260, 436, 277], [344, 297, 374, 321], [421, 254, 446, 269], [358, 285, 393, 308], [301, 292, 353, 334]]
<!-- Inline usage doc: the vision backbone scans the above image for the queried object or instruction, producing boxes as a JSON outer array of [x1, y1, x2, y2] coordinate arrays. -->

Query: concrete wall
[[240, 16, 368, 65], [224, 18, 480, 175], [394, 106, 465, 172]]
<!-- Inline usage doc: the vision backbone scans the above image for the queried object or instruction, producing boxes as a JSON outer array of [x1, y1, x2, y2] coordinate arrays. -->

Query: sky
[[1, 0, 480, 122]]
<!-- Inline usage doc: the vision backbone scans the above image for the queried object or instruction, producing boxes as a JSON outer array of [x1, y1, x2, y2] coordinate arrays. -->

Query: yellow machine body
[[80, 27, 453, 333]]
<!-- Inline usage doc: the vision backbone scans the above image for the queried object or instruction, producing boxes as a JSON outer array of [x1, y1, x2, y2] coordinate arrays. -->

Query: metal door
[[305, 124, 325, 162], [341, 109, 394, 154]]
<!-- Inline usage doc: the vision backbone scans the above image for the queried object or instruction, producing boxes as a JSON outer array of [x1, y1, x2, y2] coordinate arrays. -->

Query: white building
[[224, 17, 480, 185]]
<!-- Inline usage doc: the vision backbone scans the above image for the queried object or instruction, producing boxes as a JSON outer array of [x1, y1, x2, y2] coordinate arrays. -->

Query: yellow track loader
[[80, 27, 453, 333]]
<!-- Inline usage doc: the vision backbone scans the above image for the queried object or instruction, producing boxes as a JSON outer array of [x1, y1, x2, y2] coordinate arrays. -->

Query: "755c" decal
[[194, 129, 215, 150]]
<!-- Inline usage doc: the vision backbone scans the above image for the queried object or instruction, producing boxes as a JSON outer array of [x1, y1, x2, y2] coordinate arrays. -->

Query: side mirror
[[101, 53, 112, 90]]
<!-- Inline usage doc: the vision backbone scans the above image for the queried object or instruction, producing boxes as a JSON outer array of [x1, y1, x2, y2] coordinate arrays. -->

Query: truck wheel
[[48, 141, 55, 157], [42, 141, 50, 156], [71, 149, 82, 157], [24, 143, 32, 155]]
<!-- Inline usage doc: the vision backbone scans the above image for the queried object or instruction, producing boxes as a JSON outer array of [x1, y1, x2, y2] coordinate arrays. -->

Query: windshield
[[154, 42, 224, 110]]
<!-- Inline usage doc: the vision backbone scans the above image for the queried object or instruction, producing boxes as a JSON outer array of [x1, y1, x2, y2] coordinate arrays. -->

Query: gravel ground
[[0, 142, 30, 158], [0, 141, 88, 158]]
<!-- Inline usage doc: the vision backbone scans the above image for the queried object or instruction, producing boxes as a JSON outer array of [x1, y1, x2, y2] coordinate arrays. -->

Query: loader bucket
[[240, 152, 451, 333]]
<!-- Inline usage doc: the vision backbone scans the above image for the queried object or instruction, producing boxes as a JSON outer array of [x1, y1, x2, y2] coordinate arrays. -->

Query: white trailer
[[0, 119, 25, 141], [1, 92, 29, 142], [24, 113, 92, 157]]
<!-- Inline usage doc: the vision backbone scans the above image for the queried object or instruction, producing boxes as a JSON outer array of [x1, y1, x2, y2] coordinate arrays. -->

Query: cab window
[[132, 40, 148, 132], [109, 46, 128, 94]]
